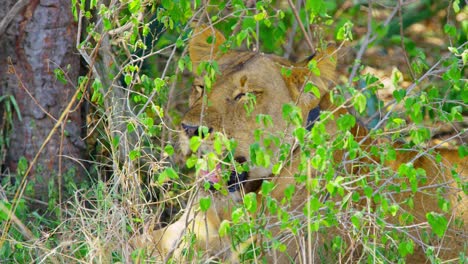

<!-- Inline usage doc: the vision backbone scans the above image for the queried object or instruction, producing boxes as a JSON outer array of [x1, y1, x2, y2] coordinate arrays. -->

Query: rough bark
[[0, 0, 85, 206]]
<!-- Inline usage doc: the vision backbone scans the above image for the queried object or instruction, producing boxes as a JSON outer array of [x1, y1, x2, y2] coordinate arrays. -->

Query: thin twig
[[284, 0, 301, 59], [286, 0, 315, 54], [7, 59, 58, 121], [255, 7, 260, 52], [348, 2, 399, 85], [398, 0, 416, 80], [348, 0, 374, 84]]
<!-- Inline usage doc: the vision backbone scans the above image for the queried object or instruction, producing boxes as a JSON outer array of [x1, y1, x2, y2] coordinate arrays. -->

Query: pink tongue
[[200, 164, 222, 183]]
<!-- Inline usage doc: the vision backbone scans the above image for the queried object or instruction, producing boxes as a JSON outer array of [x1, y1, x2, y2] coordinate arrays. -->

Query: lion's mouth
[[199, 157, 248, 193], [227, 157, 248, 192]]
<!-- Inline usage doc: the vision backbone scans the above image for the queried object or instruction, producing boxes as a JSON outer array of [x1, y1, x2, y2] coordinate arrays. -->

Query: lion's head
[[180, 26, 336, 192]]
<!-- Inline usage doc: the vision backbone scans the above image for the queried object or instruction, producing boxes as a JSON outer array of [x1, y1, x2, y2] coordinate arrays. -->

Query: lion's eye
[[234, 93, 246, 101]]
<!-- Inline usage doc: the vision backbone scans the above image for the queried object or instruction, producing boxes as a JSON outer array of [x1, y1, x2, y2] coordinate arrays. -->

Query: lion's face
[[180, 26, 336, 190], [182, 52, 298, 161]]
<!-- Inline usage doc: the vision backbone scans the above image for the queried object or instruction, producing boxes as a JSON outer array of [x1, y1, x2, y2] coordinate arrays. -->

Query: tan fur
[[135, 26, 467, 263]]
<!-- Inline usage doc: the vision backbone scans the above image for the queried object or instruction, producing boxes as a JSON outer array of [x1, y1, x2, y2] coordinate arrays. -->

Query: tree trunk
[[0, 0, 85, 207]]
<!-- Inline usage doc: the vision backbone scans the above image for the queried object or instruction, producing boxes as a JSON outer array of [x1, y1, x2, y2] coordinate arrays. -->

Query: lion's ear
[[286, 46, 337, 110], [189, 26, 226, 73], [313, 45, 337, 88]]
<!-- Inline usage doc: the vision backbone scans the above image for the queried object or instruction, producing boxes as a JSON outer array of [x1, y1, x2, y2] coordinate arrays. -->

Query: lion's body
[[136, 27, 467, 263]]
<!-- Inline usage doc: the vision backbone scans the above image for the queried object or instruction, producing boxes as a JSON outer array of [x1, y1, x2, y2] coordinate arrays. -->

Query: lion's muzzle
[[181, 123, 213, 138]]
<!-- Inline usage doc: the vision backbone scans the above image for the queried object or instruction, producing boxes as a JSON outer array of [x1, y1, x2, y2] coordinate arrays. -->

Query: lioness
[[136, 26, 467, 263]]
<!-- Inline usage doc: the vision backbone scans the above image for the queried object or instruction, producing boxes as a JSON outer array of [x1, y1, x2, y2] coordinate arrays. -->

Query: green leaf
[[256, 114, 273, 127], [103, 18, 112, 31], [351, 212, 363, 229], [462, 50, 468, 66], [17, 156, 28, 175], [337, 114, 356, 132], [243, 192, 257, 214], [129, 149, 140, 160], [164, 145, 174, 156], [452, 0, 460, 13], [444, 64, 461, 82], [251, 144, 270, 168], [331, 236, 344, 252], [165, 168, 179, 179], [458, 145, 468, 158], [127, 122, 136, 133], [112, 135, 120, 149], [243, 92, 257, 116], [304, 82, 321, 99], [398, 240, 414, 257], [199, 197, 211, 212], [304, 197, 322, 215], [218, 220, 231, 237], [448, 47, 459, 55], [71, 0, 78, 20], [54, 68, 68, 84], [283, 184, 295, 203], [391, 68, 403, 86], [206, 35, 214, 44], [157, 171, 167, 184], [158, 168, 179, 184], [178, 59, 185, 71], [336, 21, 354, 41], [89, 0, 97, 9], [307, 60, 320, 76], [272, 162, 282, 175], [124, 74, 132, 85], [405, 98, 423, 123], [0, 201, 12, 221], [128, 0, 141, 13], [293, 127, 306, 143], [326, 176, 344, 196], [410, 127, 430, 145], [261, 181, 275, 196], [189, 136, 202, 152], [389, 204, 399, 217], [186, 156, 197, 168], [426, 212, 448, 238], [254, 12, 265, 21], [281, 67, 292, 77], [175, 38, 184, 48], [393, 89, 406, 102], [282, 103, 303, 126], [142, 24, 150, 37], [231, 208, 244, 223], [213, 135, 222, 155], [236, 30, 248, 47], [142, 117, 154, 128], [353, 92, 366, 114], [154, 78, 165, 92], [306, 0, 326, 15]]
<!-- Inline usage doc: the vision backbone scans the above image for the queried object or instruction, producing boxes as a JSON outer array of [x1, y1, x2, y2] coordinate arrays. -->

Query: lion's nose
[[181, 123, 213, 138]]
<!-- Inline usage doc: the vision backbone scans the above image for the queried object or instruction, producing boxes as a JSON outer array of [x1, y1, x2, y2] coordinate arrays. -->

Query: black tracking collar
[[306, 106, 320, 131]]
